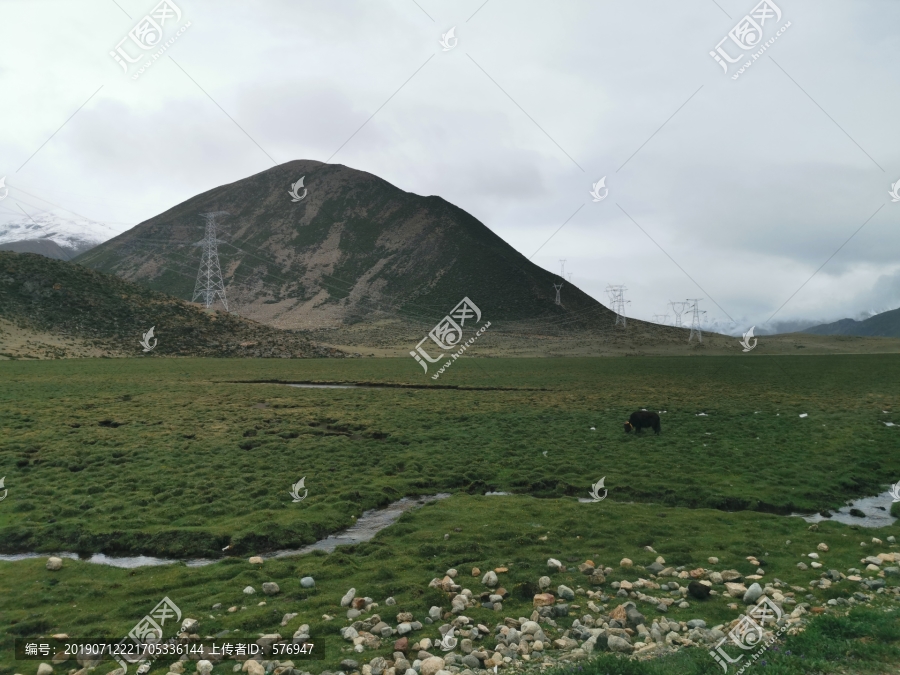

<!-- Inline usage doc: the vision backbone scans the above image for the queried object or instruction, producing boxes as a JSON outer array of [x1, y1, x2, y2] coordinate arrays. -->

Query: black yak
[[624, 410, 661, 435]]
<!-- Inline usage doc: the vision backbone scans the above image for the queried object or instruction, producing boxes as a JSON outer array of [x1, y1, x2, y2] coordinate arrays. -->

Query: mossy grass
[[1, 356, 898, 557], [1, 494, 899, 674]]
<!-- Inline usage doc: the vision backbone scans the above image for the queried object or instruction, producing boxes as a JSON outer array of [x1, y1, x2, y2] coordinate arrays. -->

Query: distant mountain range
[[75, 160, 617, 330], [803, 307, 900, 338], [0, 212, 122, 258]]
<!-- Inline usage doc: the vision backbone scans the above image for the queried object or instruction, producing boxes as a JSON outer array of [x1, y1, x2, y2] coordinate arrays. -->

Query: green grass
[[1, 494, 899, 674], [1, 356, 898, 557]]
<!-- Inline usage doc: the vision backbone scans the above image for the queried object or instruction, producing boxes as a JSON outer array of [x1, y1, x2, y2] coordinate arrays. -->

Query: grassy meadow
[[2, 354, 900, 675]]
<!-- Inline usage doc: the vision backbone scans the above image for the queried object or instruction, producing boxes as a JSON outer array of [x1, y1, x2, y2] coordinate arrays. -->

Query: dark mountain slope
[[74, 160, 615, 330], [804, 307, 900, 338], [0, 252, 342, 358]]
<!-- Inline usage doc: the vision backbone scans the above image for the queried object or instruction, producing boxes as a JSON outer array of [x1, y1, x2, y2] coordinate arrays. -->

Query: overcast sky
[[1, 0, 898, 332]]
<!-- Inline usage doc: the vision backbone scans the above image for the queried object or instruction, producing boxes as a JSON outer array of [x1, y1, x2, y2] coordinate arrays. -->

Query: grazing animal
[[688, 580, 710, 600], [623, 410, 661, 435]]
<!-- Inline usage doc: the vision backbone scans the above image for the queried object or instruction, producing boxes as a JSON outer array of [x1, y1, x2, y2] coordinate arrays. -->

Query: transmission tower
[[669, 300, 687, 327], [606, 284, 629, 327], [568, 272, 573, 283], [685, 298, 704, 342], [192, 211, 230, 311], [652, 313, 670, 325], [553, 283, 563, 306], [559, 259, 567, 277]]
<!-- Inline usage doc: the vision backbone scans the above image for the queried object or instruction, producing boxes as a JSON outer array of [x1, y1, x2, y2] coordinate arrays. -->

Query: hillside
[[74, 160, 617, 330], [0, 238, 76, 260], [804, 306, 900, 338], [0, 252, 343, 359]]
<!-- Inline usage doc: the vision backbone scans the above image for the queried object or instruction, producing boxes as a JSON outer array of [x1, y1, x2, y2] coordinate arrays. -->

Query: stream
[[0, 494, 450, 569]]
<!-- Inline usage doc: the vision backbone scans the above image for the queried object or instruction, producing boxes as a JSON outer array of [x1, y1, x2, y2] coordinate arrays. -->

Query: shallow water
[[790, 490, 897, 528], [0, 494, 451, 569], [288, 383, 359, 389]]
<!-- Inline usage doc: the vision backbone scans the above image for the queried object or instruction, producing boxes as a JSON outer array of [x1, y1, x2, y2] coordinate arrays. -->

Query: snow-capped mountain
[[0, 213, 128, 256]]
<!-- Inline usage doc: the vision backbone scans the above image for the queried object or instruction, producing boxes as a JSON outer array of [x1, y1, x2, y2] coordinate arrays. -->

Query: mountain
[[803, 307, 900, 338], [0, 212, 122, 257], [0, 252, 342, 359], [0, 238, 76, 260], [74, 160, 616, 330]]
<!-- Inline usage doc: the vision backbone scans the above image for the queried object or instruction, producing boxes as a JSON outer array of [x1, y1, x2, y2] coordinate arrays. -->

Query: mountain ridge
[[74, 160, 615, 330], [803, 306, 900, 338]]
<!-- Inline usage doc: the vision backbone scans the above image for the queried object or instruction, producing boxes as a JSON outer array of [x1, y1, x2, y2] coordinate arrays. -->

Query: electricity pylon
[[685, 298, 704, 342], [606, 284, 629, 327], [669, 300, 687, 327], [553, 283, 563, 305], [192, 211, 230, 311]]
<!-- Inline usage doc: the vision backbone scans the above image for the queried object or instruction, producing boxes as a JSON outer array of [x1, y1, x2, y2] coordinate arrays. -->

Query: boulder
[[725, 583, 748, 598], [244, 662, 265, 675], [262, 582, 280, 596], [341, 588, 357, 607], [482, 571, 498, 587], [607, 636, 633, 653], [196, 661, 213, 675], [394, 637, 409, 652], [538, 576, 551, 590], [420, 657, 445, 675], [300, 576, 315, 588], [547, 558, 563, 571], [46, 557, 63, 571], [557, 585, 575, 601], [533, 593, 555, 607], [620, 558, 633, 569], [249, 556, 264, 564], [243, 586, 256, 595], [743, 583, 764, 605], [37, 665, 53, 675]]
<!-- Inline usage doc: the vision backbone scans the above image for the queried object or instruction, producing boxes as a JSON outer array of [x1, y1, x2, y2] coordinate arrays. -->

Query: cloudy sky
[[1, 0, 898, 333]]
